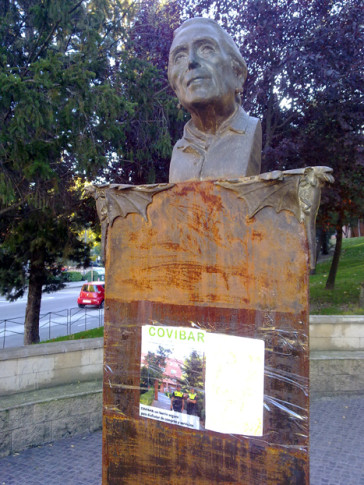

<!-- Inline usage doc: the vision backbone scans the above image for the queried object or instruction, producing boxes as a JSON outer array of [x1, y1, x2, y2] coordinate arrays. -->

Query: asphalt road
[[0, 283, 82, 319], [0, 283, 104, 348]]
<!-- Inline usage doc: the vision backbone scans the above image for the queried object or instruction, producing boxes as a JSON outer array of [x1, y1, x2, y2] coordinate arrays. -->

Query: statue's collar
[[183, 106, 248, 147]]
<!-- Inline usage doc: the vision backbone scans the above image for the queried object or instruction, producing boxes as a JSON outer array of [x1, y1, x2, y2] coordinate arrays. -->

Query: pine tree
[[102, 0, 185, 184], [0, 0, 135, 343], [141, 345, 171, 389], [181, 350, 204, 390]]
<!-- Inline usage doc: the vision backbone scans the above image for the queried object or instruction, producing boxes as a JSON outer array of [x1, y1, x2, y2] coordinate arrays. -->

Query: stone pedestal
[[91, 168, 332, 484]]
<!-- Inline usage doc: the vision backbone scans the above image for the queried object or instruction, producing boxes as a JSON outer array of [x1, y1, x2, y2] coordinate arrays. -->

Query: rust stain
[[252, 229, 263, 241], [160, 242, 180, 251], [128, 232, 138, 242], [198, 184, 224, 212], [176, 181, 200, 197]]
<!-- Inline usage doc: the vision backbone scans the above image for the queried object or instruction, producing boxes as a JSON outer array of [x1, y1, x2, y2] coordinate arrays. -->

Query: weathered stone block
[[54, 350, 83, 370], [0, 359, 18, 379], [17, 355, 54, 375], [0, 375, 20, 395], [332, 337, 360, 350], [51, 414, 90, 440], [11, 422, 52, 451], [0, 431, 12, 456], [0, 409, 9, 433], [8, 405, 34, 431], [79, 363, 104, 378], [83, 348, 104, 366], [33, 399, 74, 424], [89, 409, 103, 432], [333, 374, 364, 392]]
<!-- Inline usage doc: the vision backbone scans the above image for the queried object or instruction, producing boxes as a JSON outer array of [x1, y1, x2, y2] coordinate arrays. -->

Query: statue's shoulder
[[173, 137, 186, 150], [237, 107, 261, 134], [173, 119, 193, 149]]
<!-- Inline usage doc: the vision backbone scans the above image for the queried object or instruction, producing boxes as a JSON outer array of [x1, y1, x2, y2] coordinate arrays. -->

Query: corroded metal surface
[[217, 166, 334, 271], [91, 168, 333, 272], [100, 179, 314, 484], [85, 183, 174, 260]]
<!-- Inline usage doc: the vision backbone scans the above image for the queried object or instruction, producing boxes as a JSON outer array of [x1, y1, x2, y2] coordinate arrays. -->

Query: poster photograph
[[140, 325, 205, 430], [139, 325, 265, 436]]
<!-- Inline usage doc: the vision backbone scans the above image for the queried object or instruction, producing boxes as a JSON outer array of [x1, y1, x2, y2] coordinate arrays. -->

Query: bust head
[[168, 18, 247, 118], [168, 18, 261, 183]]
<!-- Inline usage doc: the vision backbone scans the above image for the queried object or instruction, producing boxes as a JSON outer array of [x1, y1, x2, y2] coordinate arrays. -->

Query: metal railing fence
[[0, 306, 104, 349]]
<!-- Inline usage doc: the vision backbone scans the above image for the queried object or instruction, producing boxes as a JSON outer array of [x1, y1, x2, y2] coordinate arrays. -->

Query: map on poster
[[139, 325, 265, 436]]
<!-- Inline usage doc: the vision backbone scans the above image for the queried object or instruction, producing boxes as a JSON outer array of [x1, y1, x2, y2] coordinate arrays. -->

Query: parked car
[[77, 282, 105, 308]]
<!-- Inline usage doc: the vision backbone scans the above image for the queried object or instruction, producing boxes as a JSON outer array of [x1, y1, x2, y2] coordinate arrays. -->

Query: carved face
[[168, 22, 240, 114]]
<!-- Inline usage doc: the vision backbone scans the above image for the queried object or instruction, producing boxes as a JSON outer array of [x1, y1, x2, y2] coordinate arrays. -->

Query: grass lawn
[[42, 326, 104, 343], [41, 237, 363, 343], [309, 236, 364, 315], [140, 389, 154, 406]]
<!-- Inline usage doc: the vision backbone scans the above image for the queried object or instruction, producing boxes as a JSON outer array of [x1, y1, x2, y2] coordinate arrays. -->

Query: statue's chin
[[181, 96, 228, 114]]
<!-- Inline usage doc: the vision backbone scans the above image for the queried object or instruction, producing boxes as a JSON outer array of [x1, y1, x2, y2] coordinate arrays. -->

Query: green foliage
[[100, 0, 186, 184], [0, 207, 90, 300], [180, 351, 205, 421], [310, 237, 364, 314], [140, 389, 155, 405], [140, 345, 172, 390], [62, 271, 83, 282], [0, 0, 135, 342], [181, 351, 205, 390], [41, 326, 104, 343]]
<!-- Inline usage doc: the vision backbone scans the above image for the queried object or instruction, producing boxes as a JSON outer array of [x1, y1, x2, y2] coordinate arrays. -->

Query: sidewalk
[[0, 394, 363, 484]]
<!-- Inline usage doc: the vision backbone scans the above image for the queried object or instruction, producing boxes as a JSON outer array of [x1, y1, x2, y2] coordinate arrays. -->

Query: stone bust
[[168, 18, 261, 183]]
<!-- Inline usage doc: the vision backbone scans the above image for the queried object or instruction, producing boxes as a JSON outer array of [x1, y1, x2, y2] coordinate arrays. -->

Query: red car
[[77, 282, 105, 308]]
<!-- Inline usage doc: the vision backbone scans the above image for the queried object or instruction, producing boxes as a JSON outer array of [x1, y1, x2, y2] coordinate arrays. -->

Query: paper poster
[[139, 325, 265, 436], [204, 333, 265, 436]]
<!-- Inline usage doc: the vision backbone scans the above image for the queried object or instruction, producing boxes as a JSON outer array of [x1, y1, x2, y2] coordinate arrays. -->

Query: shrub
[[62, 271, 83, 282], [140, 389, 155, 406]]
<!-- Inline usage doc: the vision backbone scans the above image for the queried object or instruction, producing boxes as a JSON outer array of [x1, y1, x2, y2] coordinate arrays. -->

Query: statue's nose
[[188, 49, 200, 70]]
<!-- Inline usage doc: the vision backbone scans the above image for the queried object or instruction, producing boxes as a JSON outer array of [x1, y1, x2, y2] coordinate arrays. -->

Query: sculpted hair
[[169, 17, 248, 98]]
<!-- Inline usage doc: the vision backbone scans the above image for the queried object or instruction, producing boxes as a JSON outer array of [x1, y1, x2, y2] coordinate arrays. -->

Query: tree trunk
[[320, 229, 329, 255], [325, 224, 343, 290], [24, 254, 45, 345]]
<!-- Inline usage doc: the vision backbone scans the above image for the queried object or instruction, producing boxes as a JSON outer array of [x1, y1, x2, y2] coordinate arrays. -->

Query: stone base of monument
[[90, 168, 333, 484]]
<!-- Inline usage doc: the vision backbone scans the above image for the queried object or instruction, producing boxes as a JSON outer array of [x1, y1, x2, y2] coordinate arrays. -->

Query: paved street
[[0, 283, 104, 348], [152, 391, 173, 410], [0, 282, 83, 319], [0, 394, 363, 484], [310, 395, 364, 485]]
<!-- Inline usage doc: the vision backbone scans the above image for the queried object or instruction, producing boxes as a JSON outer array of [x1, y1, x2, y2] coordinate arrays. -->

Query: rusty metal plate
[[102, 180, 309, 484]]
